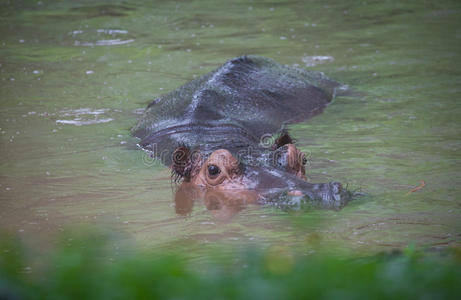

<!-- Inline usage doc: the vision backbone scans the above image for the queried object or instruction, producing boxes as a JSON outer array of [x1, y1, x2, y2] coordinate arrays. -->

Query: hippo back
[[132, 55, 341, 164]]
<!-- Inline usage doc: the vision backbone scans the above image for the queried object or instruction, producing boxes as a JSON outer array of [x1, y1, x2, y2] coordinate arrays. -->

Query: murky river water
[[1, 0, 460, 256]]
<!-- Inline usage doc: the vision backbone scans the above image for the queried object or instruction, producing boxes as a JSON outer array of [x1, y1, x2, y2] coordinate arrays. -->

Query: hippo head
[[171, 133, 350, 211]]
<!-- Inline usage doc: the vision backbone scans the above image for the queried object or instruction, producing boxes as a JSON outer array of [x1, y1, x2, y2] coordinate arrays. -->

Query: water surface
[[1, 0, 460, 256]]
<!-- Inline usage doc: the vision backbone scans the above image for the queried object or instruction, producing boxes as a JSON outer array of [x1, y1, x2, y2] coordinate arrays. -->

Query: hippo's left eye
[[302, 156, 307, 165], [207, 164, 221, 178]]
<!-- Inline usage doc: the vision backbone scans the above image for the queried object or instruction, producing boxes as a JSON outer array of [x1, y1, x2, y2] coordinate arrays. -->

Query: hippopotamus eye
[[302, 156, 307, 165], [207, 164, 221, 178]]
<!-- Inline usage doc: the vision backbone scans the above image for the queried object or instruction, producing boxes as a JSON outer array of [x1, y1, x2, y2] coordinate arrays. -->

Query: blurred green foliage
[[1, 232, 460, 300]]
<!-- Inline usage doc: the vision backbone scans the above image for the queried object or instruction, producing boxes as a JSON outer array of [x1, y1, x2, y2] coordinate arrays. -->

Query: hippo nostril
[[330, 181, 341, 195], [327, 181, 352, 206]]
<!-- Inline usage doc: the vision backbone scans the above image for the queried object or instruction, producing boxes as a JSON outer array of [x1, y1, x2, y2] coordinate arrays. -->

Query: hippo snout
[[312, 181, 350, 209], [265, 181, 351, 210]]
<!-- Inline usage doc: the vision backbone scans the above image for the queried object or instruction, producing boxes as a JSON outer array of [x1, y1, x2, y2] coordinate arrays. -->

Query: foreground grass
[[1, 232, 460, 300]]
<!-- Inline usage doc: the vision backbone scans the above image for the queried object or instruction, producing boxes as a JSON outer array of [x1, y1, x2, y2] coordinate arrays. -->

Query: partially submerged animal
[[132, 55, 351, 210]]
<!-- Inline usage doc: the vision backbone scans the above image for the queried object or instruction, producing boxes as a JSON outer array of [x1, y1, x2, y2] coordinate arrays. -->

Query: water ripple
[[56, 108, 114, 126], [68, 28, 134, 46]]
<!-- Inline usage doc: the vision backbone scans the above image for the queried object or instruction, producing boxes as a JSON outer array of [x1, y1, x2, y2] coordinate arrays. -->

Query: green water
[[1, 0, 460, 256]]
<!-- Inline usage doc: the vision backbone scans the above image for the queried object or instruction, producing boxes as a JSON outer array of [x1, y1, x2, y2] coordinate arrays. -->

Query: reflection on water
[[0, 0, 460, 256], [175, 184, 258, 222]]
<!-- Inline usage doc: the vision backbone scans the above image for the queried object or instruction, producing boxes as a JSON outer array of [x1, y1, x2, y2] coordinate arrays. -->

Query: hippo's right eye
[[207, 164, 221, 178]]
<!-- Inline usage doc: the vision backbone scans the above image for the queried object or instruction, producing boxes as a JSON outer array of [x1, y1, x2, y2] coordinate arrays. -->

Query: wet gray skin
[[132, 55, 351, 209], [240, 164, 349, 210]]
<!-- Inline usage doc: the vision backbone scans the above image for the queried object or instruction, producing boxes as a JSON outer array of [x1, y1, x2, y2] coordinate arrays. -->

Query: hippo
[[132, 55, 351, 210]]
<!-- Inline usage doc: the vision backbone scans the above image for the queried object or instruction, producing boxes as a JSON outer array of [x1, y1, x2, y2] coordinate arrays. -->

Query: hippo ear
[[171, 146, 192, 182], [273, 131, 294, 149]]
